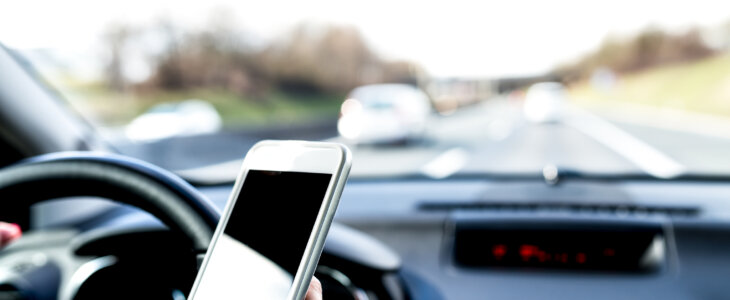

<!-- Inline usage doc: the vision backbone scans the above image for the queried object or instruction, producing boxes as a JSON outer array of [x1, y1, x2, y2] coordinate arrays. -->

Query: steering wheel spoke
[[0, 152, 221, 299]]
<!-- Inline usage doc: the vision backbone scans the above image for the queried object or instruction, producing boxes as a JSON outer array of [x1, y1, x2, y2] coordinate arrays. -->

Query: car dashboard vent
[[418, 201, 699, 217]]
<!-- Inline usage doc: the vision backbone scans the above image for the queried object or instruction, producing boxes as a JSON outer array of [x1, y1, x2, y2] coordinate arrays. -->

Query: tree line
[[103, 17, 423, 100], [556, 25, 724, 81]]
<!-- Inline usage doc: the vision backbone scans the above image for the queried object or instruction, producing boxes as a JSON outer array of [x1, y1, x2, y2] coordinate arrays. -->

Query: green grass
[[57, 83, 344, 128], [570, 52, 730, 117]]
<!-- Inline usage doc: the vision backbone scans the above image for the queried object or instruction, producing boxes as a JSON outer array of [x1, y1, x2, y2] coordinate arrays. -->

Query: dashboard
[[197, 178, 730, 300], [24, 177, 730, 299]]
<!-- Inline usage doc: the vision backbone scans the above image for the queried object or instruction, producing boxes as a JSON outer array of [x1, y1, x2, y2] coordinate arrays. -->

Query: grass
[[55, 82, 344, 128], [570, 52, 730, 117]]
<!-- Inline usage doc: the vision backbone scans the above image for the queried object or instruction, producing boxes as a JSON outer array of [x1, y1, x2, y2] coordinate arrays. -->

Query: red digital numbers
[[519, 244, 538, 261], [492, 244, 507, 260], [504, 244, 592, 265], [490, 243, 611, 266], [519, 244, 553, 262]]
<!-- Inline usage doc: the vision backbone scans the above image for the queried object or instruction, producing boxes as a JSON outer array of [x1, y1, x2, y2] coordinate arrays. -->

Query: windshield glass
[[3, 1, 730, 181]]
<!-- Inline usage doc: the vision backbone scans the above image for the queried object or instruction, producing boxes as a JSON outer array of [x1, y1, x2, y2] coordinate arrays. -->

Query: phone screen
[[192, 170, 332, 299]]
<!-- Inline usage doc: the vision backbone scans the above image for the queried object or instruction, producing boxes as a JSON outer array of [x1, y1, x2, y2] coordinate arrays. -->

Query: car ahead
[[523, 82, 567, 123], [337, 84, 432, 144], [125, 99, 222, 142]]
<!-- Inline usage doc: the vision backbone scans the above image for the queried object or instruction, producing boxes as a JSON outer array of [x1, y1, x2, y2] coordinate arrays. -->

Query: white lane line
[[564, 107, 685, 179], [420, 147, 469, 179]]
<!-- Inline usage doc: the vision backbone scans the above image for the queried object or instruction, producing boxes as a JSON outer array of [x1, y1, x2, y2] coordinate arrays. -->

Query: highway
[[345, 98, 730, 179], [118, 98, 730, 182]]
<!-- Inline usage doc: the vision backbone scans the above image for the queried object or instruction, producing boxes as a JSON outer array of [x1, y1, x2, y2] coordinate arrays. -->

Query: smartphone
[[188, 140, 352, 300]]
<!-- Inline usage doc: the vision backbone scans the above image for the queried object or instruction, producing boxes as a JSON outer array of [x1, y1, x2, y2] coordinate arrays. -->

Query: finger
[[0, 222, 21, 248], [305, 277, 322, 300]]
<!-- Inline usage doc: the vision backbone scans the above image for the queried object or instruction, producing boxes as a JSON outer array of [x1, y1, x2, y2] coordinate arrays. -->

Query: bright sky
[[2, 0, 730, 78]]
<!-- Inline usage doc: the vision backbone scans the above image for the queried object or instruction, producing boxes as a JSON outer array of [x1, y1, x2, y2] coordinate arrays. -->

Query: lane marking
[[564, 107, 685, 179], [420, 147, 469, 179]]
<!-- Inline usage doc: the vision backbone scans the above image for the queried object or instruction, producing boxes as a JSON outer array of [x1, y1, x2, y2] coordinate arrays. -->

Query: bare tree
[[102, 23, 135, 93]]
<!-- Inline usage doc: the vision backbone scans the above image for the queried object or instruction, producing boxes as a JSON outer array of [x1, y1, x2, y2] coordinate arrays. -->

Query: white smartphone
[[188, 140, 352, 300]]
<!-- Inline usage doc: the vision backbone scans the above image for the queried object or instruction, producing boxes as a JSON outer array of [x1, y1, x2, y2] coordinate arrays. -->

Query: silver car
[[337, 84, 432, 144]]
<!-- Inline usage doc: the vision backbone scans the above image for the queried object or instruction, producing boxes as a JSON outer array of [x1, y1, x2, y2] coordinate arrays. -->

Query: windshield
[[3, 1, 730, 181]]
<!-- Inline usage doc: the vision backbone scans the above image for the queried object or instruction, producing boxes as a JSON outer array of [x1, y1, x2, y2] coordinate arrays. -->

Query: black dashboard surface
[[197, 178, 730, 300]]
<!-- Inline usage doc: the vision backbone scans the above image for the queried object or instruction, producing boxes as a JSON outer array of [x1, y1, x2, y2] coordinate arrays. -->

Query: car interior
[[2, 2, 730, 300]]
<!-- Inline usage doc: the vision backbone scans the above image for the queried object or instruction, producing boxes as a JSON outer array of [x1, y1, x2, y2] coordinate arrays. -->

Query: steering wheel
[[0, 152, 221, 300]]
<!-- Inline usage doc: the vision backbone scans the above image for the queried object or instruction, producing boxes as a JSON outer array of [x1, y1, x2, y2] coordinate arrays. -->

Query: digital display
[[192, 170, 332, 299], [453, 225, 664, 272]]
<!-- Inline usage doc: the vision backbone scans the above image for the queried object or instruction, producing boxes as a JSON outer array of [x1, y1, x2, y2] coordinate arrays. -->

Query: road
[[117, 98, 730, 182], [345, 98, 730, 179]]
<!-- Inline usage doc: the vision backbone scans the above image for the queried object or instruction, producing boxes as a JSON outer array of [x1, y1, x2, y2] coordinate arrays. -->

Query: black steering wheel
[[0, 152, 411, 300], [0, 152, 221, 300]]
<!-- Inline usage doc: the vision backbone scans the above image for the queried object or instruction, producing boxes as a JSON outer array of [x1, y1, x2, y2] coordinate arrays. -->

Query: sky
[[2, 0, 730, 78]]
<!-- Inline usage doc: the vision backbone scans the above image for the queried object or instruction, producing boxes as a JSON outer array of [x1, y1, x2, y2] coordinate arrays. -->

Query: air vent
[[418, 201, 699, 217]]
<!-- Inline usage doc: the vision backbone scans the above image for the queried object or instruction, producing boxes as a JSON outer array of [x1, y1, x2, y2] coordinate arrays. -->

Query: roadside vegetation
[[570, 52, 730, 117], [60, 81, 344, 127], [51, 14, 422, 128], [559, 23, 730, 118]]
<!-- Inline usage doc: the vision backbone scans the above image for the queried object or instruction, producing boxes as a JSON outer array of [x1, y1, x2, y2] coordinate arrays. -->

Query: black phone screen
[[192, 170, 332, 299]]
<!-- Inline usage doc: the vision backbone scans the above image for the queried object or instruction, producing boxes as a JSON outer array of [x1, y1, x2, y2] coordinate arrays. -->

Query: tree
[[102, 24, 135, 93], [557, 26, 716, 80]]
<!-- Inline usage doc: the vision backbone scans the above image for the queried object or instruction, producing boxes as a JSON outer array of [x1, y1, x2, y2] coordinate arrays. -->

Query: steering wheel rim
[[0, 151, 220, 253], [0, 151, 413, 300], [0, 152, 223, 299]]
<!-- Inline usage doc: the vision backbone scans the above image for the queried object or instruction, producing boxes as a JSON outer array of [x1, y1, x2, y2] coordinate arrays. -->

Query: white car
[[337, 84, 432, 144], [523, 82, 566, 123], [125, 99, 222, 141]]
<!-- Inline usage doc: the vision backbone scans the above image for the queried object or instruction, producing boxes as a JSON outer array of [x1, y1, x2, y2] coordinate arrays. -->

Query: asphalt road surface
[[116, 98, 730, 182], [344, 98, 730, 179]]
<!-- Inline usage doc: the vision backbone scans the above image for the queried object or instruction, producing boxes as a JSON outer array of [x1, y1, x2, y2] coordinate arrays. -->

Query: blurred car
[[337, 84, 432, 144], [523, 82, 567, 123], [125, 99, 222, 141]]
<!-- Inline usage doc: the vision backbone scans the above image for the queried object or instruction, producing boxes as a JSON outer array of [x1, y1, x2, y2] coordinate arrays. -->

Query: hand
[[0, 222, 21, 248], [305, 277, 322, 300]]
